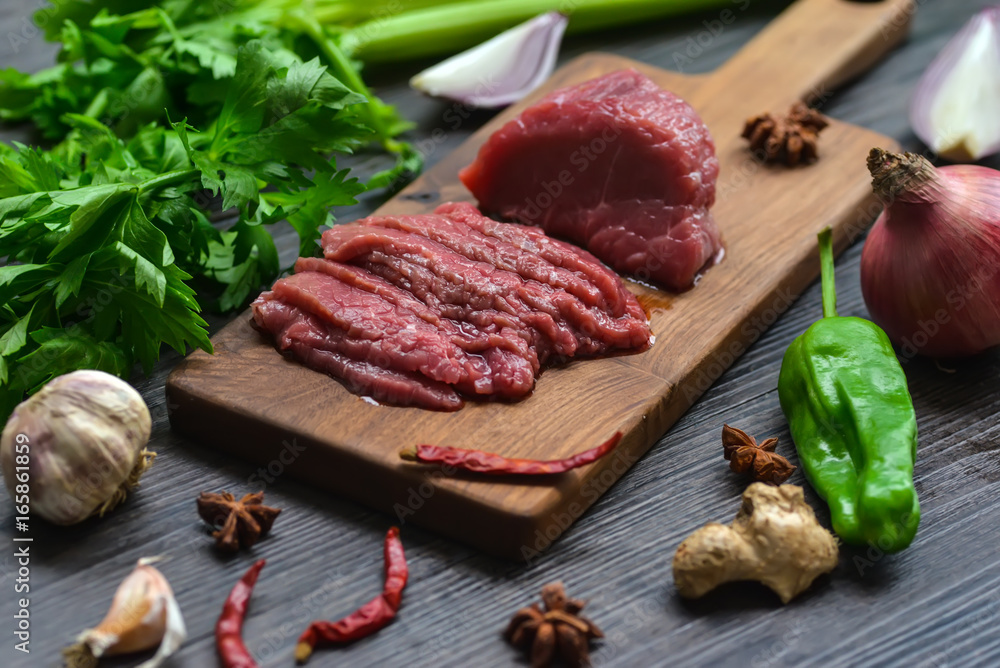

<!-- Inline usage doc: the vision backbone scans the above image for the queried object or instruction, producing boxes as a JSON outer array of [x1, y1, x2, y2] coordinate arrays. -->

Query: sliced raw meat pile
[[251, 203, 651, 411], [459, 68, 722, 292]]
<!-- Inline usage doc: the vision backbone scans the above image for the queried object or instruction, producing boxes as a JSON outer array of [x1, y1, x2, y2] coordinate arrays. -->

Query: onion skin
[[860, 148, 1000, 358], [0, 370, 153, 525]]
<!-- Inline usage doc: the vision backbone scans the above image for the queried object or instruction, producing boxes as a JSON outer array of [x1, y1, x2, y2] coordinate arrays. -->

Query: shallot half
[[910, 7, 1000, 162], [409, 12, 567, 108], [860, 148, 1000, 357]]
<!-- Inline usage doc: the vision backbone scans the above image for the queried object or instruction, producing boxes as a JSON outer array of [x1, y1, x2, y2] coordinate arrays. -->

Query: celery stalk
[[308, 0, 470, 26], [339, 0, 735, 62]]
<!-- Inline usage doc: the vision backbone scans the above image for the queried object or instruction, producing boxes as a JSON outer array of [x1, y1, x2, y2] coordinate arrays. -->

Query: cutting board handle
[[694, 0, 915, 112]]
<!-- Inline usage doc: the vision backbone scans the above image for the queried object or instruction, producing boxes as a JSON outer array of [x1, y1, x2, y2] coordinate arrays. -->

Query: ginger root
[[673, 483, 838, 604]]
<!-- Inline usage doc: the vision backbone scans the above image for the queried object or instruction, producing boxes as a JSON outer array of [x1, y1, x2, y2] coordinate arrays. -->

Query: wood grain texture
[[167, 0, 910, 559], [2, 1, 1000, 667]]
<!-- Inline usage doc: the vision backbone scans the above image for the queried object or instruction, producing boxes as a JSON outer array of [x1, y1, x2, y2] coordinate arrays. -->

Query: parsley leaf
[[0, 9, 420, 417]]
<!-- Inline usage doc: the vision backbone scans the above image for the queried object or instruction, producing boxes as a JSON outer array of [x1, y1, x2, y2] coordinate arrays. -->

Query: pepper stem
[[818, 228, 838, 319], [294, 641, 313, 664], [398, 445, 419, 461]]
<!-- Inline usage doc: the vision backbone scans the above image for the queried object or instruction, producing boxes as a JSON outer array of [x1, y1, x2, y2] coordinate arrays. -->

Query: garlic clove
[[911, 8, 1000, 162], [63, 557, 186, 668], [410, 12, 568, 108], [138, 582, 186, 668]]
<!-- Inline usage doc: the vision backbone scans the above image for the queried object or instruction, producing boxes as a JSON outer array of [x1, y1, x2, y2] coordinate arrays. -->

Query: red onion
[[860, 148, 1000, 358]]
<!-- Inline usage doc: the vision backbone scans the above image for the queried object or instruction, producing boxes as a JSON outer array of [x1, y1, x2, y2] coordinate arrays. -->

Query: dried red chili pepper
[[381, 525, 408, 610], [398, 432, 623, 475], [216, 559, 266, 668], [295, 527, 408, 664]]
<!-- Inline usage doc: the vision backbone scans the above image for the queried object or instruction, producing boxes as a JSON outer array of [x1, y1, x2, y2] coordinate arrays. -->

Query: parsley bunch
[[0, 38, 385, 418], [0, 0, 421, 182]]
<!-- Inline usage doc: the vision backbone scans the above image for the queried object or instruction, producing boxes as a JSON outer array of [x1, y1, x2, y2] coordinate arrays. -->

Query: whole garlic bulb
[[0, 370, 154, 525]]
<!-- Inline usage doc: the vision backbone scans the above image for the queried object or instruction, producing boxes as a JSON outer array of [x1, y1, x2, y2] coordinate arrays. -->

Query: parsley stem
[[138, 169, 200, 195], [83, 89, 110, 120], [286, 13, 398, 151]]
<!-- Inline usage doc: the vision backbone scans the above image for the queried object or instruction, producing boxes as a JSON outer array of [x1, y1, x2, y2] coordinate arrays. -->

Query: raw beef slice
[[459, 68, 722, 292], [251, 205, 651, 411]]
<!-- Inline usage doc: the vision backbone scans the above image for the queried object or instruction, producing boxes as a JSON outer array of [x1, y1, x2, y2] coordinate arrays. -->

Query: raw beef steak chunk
[[459, 68, 722, 291]]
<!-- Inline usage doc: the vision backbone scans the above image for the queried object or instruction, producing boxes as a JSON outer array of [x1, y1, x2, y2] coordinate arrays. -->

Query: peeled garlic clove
[[410, 12, 568, 108], [0, 369, 154, 525], [63, 557, 186, 668], [910, 8, 1000, 162]]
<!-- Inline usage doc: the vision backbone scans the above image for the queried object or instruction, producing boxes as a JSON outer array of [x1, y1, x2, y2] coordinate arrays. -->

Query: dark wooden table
[[3, 1, 1000, 666]]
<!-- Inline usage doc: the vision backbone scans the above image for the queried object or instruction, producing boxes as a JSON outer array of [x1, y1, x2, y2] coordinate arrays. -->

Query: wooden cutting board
[[168, 0, 914, 559]]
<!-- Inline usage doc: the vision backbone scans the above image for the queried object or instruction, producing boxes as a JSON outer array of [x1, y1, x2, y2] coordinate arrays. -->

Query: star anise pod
[[196, 491, 282, 553], [504, 582, 603, 668], [742, 102, 829, 166], [722, 424, 796, 485]]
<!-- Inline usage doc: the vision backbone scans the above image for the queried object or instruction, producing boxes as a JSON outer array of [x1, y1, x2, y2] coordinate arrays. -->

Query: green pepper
[[778, 228, 919, 552]]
